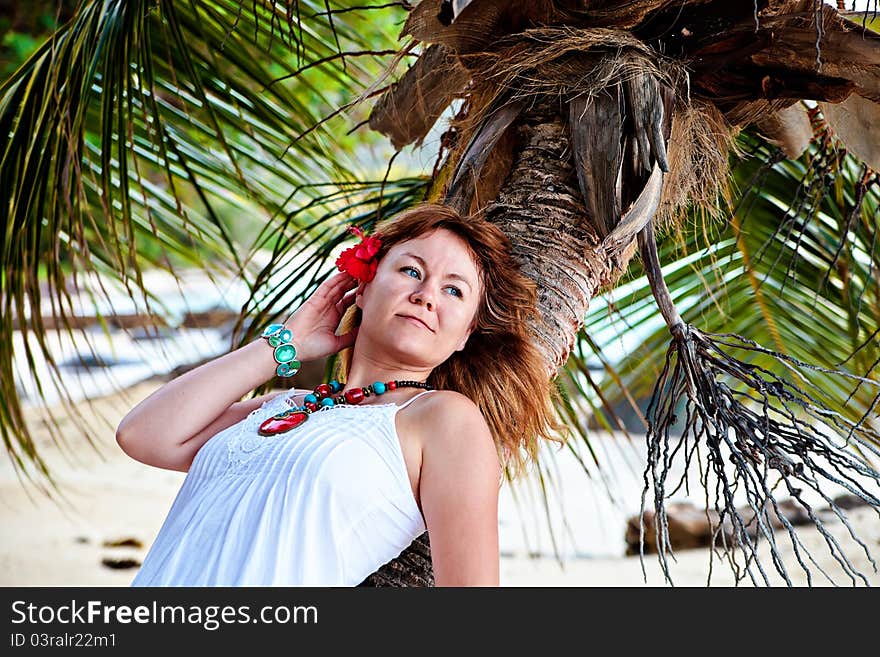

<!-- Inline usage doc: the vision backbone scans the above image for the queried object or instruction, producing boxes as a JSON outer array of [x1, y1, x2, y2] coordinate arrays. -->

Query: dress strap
[[396, 389, 438, 410]]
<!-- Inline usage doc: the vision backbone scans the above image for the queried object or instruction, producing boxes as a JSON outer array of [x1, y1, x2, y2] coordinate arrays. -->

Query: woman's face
[[355, 228, 483, 369]]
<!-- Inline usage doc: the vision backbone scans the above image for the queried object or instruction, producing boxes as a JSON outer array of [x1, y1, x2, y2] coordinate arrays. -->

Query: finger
[[312, 271, 357, 302], [339, 287, 358, 304], [323, 270, 356, 293], [331, 284, 358, 308], [334, 290, 358, 315]]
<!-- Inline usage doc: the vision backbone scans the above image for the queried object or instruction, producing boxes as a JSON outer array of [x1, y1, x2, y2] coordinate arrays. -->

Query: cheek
[[451, 300, 480, 333]]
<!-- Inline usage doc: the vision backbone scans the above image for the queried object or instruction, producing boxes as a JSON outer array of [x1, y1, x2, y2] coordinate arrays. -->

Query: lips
[[397, 314, 434, 332]]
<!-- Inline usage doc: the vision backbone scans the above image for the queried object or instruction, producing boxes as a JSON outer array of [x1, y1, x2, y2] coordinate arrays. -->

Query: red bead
[[345, 388, 365, 404], [387, 381, 397, 390], [304, 402, 317, 412], [315, 383, 332, 398]]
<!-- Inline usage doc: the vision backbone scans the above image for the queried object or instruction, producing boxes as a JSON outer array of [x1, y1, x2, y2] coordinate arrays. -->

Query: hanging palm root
[[636, 221, 880, 586]]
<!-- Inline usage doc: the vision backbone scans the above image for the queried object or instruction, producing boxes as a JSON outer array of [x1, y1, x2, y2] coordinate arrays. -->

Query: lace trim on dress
[[223, 394, 398, 475], [224, 394, 288, 475]]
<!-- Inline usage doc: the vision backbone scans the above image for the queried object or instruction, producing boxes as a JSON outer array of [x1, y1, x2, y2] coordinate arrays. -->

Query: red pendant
[[258, 411, 309, 436]]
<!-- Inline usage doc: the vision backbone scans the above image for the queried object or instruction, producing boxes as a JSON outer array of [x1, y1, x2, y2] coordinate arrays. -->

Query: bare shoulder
[[406, 390, 500, 477], [405, 389, 488, 433]]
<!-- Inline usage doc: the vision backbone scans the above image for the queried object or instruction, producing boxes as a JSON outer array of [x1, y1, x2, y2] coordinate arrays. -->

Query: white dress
[[130, 389, 434, 586]]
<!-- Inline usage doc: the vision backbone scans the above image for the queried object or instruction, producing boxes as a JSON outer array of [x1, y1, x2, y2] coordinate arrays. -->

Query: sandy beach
[[2, 380, 878, 587]]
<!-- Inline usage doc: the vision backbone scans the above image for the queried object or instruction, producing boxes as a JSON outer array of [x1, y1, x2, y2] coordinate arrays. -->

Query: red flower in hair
[[335, 225, 382, 282]]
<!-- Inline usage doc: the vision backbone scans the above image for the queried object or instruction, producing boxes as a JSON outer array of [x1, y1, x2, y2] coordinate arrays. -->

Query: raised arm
[[115, 271, 359, 471], [418, 392, 502, 587]]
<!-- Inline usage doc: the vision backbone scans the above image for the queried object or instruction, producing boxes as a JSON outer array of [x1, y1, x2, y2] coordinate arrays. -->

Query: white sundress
[[130, 389, 434, 586]]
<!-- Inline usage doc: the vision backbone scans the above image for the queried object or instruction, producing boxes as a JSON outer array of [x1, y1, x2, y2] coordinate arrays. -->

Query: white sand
[[2, 381, 878, 587]]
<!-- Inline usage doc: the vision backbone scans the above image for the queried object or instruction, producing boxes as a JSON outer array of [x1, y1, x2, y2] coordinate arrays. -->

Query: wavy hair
[[334, 203, 565, 480]]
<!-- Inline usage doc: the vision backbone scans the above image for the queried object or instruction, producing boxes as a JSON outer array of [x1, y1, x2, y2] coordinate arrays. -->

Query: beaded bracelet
[[261, 323, 300, 377]]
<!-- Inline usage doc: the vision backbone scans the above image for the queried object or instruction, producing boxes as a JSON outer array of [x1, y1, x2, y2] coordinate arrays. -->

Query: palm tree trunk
[[357, 533, 434, 587], [358, 99, 636, 585], [482, 100, 630, 375]]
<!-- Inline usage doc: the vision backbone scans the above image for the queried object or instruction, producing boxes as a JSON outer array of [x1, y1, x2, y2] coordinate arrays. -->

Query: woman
[[116, 203, 563, 586]]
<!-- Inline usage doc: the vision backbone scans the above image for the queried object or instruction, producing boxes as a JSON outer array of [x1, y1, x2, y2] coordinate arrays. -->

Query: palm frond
[[1, 0, 411, 483]]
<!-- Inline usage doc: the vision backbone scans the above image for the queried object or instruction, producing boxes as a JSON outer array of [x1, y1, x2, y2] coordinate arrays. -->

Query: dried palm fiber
[[754, 102, 814, 159], [368, 43, 470, 150], [655, 98, 738, 228], [456, 27, 665, 98], [820, 94, 880, 172], [553, 0, 701, 29], [443, 27, 735, 231]]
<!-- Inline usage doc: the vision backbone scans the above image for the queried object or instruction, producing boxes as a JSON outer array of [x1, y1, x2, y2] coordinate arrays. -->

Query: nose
[[410, 285, 435, 311]]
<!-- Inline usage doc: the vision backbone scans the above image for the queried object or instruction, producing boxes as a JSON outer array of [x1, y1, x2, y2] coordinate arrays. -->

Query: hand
[[282, 271, 360, 362]]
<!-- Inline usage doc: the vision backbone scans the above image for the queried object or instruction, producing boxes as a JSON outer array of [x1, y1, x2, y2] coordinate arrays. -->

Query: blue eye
[[401, 266, 463, 298]]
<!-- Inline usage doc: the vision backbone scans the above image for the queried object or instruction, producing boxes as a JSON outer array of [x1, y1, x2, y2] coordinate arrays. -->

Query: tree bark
[[357, 532, 434, 587], [483, 100, 624, 375]]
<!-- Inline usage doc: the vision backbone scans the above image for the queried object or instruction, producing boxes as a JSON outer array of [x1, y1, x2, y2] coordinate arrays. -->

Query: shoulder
[[417, 388, 479, 412], [406, 390, 489, 436], [406, 390, 500, 479]]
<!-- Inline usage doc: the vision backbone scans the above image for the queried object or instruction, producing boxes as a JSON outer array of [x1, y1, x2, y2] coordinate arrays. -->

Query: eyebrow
[[400, 252, 475, 291]]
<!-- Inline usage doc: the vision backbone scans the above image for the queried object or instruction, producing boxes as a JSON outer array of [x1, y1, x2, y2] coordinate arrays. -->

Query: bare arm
[[418, 392, 502, 587], [116, 271, 359, 471], [115, 341, 287, 472]]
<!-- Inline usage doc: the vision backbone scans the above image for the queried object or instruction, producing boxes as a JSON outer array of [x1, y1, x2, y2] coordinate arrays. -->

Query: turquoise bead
[[304, 394, 318, 405], [320, 398, 335, 408], [329, 380, 341, 393], [262, 323, 284, 337], [278, 328, 293, 343], [373, 381, 386, 394], [276, 361, 300, 377], [274, 343, 297, 363]]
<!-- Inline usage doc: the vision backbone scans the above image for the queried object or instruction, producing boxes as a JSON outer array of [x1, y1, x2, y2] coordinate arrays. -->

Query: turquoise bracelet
[[261, 323, 300, 377]]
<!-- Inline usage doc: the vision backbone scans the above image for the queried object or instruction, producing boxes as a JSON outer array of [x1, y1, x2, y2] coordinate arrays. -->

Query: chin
[[386, 342, 454, 370]]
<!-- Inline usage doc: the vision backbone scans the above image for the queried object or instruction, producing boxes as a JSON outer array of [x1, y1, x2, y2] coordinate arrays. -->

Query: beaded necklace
[[258, 378, 433, 436]]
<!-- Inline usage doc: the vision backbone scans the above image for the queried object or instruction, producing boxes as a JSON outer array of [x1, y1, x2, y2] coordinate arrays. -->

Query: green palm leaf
[[0, 0, 410, 486]]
